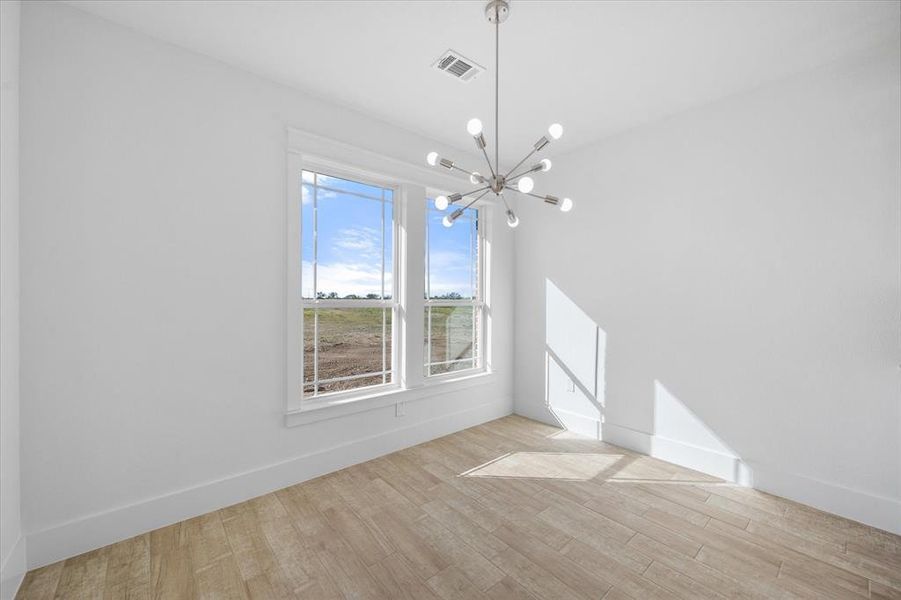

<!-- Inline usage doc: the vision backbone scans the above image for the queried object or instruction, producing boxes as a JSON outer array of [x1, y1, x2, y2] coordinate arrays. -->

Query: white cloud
[[301, 184, 338, 205], [303, 260, 389, 297], [334, 226, 381, 258]]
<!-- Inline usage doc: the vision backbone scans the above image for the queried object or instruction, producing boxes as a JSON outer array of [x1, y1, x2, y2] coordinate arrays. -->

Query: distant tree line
[[317, 292, 386, 299], [315, 292, 467, 300]]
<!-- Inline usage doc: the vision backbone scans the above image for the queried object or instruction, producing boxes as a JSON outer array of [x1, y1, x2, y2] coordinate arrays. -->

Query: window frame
[[424, 197, 486, 379], [285, 129, 497, 424], [300, 165, 400, 401]]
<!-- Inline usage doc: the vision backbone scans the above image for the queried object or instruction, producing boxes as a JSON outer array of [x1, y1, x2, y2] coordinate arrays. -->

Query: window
[[424, 198, 482, 376], [301, 170, 395, 397], [286, 132, 496, 422]]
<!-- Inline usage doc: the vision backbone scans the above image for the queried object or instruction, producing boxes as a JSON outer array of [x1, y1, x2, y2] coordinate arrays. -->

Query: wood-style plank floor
[[18, 415, 901, 599]]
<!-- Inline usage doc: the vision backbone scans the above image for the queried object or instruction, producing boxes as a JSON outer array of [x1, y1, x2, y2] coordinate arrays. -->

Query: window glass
[[424, 306, 478, 376], [301, 170, 394, 397], [424, 198, 481, 376], [426, 198, 478, 300]]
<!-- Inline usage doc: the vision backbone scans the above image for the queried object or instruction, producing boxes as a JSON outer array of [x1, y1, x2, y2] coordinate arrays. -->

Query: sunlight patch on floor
[[546, 430, 593, 441], [460, 452, 624, 481]]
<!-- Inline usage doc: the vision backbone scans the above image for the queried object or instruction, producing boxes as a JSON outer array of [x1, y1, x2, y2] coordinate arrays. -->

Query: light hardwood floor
[[17, 415, 901, 599]]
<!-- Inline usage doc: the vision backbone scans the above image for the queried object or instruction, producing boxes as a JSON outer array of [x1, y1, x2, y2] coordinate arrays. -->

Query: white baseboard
[[515, 404, 899, 536], [27, 398, 512, 569], [511, 399, 557, 426], [600, 421, 653, 455], [750, 462, 901, 535], [548, 407, 601, 439], [650, 434, 752, 485], [0, 535, 26, 600], [602, 421, 747, 484]]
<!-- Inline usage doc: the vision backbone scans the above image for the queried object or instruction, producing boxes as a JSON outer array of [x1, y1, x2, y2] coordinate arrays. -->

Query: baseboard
[[511, 399, 558, 426], [750, 462, 901, 535], [600, 421, 653, 455], [650, 435, 752, 485], [519, 409, 900, 536], [548, 407, 601, 439], [27, 398, 512, 569], [0, 535, 26, 600]]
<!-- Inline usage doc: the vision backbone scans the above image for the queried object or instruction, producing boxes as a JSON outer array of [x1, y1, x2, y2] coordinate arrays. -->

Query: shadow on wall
[[653, 380, 751, 484], [543, 278, 751, 485]]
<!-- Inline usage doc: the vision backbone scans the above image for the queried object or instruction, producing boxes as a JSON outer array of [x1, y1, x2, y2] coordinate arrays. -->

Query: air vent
[[433, 49, 484, 82]]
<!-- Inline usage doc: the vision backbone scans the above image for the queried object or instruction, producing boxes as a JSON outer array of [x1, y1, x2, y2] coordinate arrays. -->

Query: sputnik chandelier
[[426, 0, 572, 228]]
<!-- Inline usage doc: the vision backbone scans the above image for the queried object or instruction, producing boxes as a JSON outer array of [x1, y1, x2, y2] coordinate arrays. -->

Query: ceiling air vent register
[[433, 49, 484, 82]]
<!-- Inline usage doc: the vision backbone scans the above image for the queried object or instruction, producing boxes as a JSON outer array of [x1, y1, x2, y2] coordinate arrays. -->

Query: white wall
[[19, 1, 514, 568], [514, 46, 901, 533], [0, 1, 26, 597]]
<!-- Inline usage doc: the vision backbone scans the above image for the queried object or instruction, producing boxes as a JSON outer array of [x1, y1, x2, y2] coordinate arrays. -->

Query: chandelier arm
[[504, 148, 537, 179], [461, 189, 491, 211], [505, 164, 543, 182], [504, 186, 544, 201], [453, 185, 491, 202], [448, 162, 481, 179], [479, 144, 497, 179]]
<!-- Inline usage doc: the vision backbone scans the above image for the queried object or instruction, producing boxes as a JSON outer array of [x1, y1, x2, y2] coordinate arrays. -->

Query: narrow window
[[424, 198, 482, 376], [301, 170, 394, 397]]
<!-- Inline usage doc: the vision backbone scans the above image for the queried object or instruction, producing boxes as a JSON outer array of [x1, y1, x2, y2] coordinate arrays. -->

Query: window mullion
[[403, 184, 427, 390]]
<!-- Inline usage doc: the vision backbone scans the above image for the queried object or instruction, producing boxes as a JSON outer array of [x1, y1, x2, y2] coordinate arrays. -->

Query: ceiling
[[64, 0, 900, 163]]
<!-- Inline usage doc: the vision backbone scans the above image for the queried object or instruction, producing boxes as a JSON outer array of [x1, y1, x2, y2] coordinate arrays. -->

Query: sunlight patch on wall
[[544, 279, 607, 438]]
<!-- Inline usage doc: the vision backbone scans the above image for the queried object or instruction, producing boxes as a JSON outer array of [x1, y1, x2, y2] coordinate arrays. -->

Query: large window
[[425, 198, 482, 376], [301, 170, 395, 397], [287, 136, 495, 420]]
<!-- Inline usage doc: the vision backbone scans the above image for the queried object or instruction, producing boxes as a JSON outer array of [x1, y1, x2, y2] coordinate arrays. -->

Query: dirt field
[[303, 308, 390, 393], [303, 307, 476, 394]]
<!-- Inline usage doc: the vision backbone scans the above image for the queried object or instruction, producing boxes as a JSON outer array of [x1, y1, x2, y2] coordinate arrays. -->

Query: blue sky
[[302, 172, 477, 299]]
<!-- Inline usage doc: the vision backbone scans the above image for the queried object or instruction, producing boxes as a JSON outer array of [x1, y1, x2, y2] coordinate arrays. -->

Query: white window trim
[[285, 128, 498, 426]]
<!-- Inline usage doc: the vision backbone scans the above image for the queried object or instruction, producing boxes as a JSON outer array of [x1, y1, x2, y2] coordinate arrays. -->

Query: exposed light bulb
[[560, 197, 573, 212], [466, 118, 483, 136], [470, 172, 482, 185], [517, 176, 535, 194], [435, 195, 449, 211], [548, 123, 563, 140], [442, 215, 454, 228], [539, 158, 552, 172], [426, 151, 439, 166], [506, 210, 520, 228]]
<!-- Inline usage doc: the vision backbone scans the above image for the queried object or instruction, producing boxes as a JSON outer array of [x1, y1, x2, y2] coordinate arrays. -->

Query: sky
[[301, 171, 478, 299]]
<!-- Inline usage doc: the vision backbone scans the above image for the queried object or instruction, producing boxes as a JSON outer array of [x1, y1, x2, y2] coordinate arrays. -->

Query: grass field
[[303, 306, 476, 394]]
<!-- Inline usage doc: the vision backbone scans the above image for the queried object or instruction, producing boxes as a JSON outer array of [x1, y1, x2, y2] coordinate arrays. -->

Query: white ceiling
[[64, 0, 900, 163]]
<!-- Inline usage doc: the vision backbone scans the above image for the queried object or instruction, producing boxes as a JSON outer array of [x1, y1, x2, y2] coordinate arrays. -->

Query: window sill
[[285, 369, 495, 427]]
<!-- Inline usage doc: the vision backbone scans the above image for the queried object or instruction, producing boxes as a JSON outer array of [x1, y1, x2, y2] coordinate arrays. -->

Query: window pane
[[303, 308, 315, 384], [301, 183, 314, 299], [426, 199, 478, 300], [316, 173, 384, 200], [425, 306, 476, 376], [303, 175, 393, 300], [311, 307, 392, 394], [384, 195, 394, 299]]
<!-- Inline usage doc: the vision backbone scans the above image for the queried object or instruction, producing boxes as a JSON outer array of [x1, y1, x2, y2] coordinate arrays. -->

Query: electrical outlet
[[396, 401, 405, 417]]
